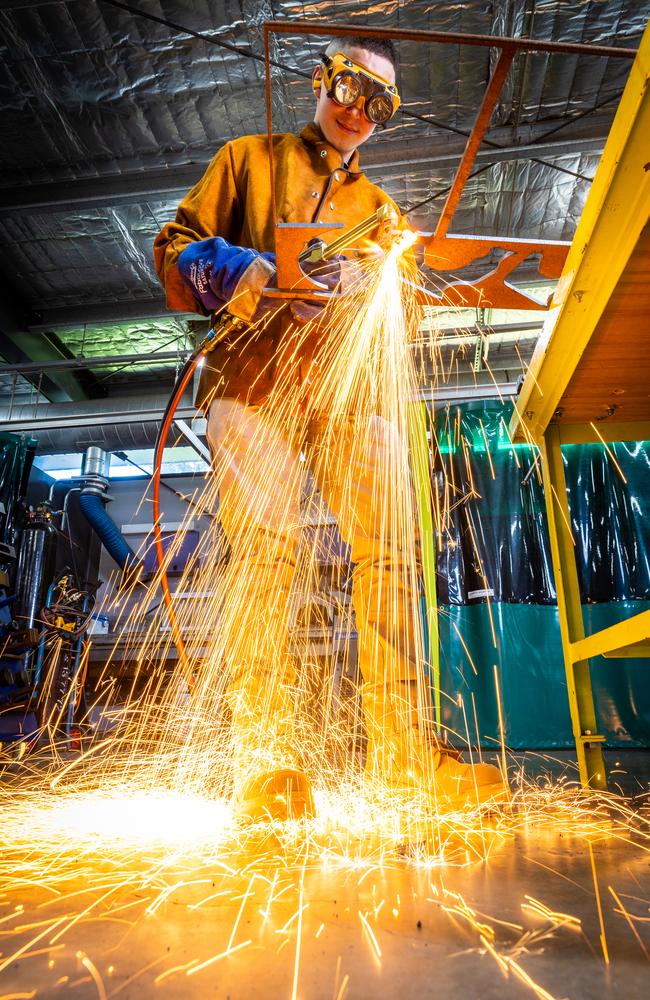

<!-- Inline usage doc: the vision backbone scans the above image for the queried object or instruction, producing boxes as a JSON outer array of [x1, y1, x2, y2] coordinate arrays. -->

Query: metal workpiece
[[411, 233, 570, 309], [264, 19, 629, 310], [270, 205, 398, 298]]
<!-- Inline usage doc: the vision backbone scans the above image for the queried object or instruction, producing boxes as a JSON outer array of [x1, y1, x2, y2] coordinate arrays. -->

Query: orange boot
[[362, 679, 507, 808], [227, 660, 316, 823], [429, 749, 507, 808], [236, 767, 315, 823]]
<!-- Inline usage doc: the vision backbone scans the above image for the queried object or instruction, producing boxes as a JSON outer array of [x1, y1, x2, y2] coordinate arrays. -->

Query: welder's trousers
[[207, 398, 432, 786]]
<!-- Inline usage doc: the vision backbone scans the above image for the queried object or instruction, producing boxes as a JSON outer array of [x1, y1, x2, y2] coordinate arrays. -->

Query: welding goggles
[[319, 51, 400, 125]]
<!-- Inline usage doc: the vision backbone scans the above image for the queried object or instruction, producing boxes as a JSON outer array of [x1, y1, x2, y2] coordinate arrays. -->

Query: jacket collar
[[299, 122, 363, 175]]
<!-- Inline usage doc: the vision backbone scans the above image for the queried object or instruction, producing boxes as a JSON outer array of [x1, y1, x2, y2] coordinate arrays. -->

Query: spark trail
[[1, 238, 649, 998]]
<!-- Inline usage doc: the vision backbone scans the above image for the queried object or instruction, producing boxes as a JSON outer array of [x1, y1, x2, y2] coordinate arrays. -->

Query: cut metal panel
[[265, 19, 633, 309]]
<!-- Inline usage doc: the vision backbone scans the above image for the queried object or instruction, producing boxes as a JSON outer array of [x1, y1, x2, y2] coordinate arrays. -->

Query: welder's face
[[312, 47, 396, 157]]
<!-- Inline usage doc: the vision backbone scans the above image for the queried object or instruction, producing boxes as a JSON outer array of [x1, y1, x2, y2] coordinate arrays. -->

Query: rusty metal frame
[[262, 20, 636, 309]]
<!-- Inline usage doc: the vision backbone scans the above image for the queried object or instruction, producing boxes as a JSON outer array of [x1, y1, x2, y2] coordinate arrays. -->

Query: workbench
[[509, 22, 650, 789]]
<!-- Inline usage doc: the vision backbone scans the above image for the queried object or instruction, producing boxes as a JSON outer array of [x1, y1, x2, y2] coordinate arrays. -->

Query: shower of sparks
[[1, 233, 649, 998]]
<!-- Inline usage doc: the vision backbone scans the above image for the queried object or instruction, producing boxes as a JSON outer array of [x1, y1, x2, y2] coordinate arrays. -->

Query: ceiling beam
[[365, 134, 606, 177], [3, 1, 78, 8], [0, 328, 97, 402], [174, 419, 212, 463], [422, 381, 519, 402], [0, 117, 615, 218], [26, 298, 193, 330], [0, 349, 193, 376], [0, 380, 512, 436], [0, 328, 68, 403], [0, 166, 205, 217], [39, 330, 107, 399], [0, 278, 95, 401], [2, 320, 543, 376], [26, 264, 555, 330]]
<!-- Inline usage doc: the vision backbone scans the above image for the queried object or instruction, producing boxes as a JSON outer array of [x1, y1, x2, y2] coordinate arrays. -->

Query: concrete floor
[[1, 750, 649, 999]]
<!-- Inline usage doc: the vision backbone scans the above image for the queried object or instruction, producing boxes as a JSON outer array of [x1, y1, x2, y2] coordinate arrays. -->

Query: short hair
[[324, 36, 397, 72]]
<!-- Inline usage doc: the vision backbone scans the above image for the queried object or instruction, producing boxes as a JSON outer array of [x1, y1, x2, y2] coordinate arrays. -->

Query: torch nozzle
[[299, 203, 399, 264]]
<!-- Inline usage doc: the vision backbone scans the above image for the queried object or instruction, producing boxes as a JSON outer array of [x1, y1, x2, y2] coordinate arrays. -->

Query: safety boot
[[363, 682, 507, 808], [235, 767, 315, 823], [429, 750, 507, 808], [227, 656, 317, 823], [369, 733, 507, 808]]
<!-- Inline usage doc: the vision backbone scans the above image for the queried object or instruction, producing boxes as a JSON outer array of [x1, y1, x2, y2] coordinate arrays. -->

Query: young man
[[154, 37, 505, 819]]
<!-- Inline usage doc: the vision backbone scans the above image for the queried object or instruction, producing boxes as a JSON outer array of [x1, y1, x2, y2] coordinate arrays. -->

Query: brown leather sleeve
[[153, 143, 243, 313]]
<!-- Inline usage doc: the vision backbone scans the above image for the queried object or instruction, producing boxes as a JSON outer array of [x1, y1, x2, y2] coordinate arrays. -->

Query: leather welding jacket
[[154, 122, 398, 409]]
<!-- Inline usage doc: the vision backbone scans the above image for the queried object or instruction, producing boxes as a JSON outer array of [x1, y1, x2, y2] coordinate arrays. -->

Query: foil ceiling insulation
[[53, 317, 193, 368], [0, 371, 48, 408], [0, 0, 648, 359]]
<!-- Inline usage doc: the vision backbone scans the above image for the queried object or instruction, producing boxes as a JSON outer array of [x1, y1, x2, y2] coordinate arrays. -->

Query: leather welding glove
[[291, 254, 363, 325], [177, 237, 279, 324]]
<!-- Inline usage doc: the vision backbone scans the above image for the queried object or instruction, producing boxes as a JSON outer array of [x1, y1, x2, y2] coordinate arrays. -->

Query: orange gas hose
[[152, 315, 245, 694], [152, 348, 205, 693]]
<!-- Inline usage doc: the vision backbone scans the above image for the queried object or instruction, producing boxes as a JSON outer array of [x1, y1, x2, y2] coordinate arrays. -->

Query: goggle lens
[[332, 72, 362, 107], [365, 91, 394, 125]]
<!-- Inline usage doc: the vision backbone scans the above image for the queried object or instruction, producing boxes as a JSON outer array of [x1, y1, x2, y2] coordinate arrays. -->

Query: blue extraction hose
[[78, 491, 140, 573]]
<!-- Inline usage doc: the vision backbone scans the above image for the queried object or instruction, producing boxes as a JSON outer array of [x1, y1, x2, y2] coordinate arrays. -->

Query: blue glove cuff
[[178, 237, 275, 313]]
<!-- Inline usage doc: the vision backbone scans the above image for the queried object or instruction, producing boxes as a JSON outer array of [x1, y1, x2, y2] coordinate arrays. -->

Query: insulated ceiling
[[0, 0, 648, 407]]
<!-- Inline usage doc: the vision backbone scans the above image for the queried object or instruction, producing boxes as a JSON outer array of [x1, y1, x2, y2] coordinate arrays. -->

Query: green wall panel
[[439, 601, 650, 749]]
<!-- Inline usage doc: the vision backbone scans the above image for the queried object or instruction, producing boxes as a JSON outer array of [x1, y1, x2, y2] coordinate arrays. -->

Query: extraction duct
[[20, 421, 162, 457], [0, 394, 198, 455], [76, 447, 141, 575]]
